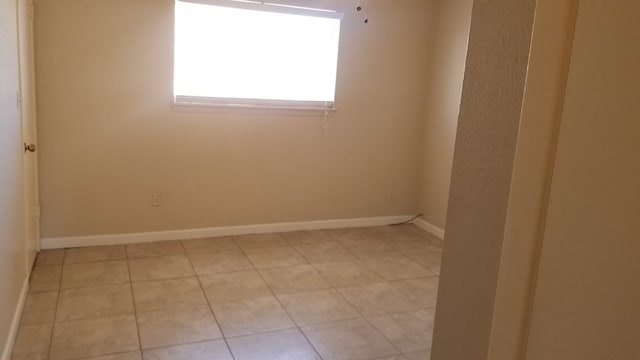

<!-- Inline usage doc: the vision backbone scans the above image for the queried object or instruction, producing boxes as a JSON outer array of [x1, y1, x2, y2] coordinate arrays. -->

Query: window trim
[[173, 0, 343, 112], [179, 0, 344, 20], [172, 95, 337, 113]]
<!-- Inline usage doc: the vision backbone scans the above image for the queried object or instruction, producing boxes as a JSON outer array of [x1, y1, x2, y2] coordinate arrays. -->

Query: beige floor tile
[[338, 282, 418, 316], [390, 277, 439, 309], [278, 289, 360, 326], [200, 271, 271, 304], [367, 309, 434, 352], [234, 233, 288, 249], [405, 252, 441, 275], [406, 225, 430, 235], [425, 307, 436, 317], [427, 245, 443, 254], [65, 245, 126, 264], [392, 226, 444, 250], [211, 296, 294, 337], [82, 351, 142, 360], [132, 277, 207, 312], [57, 284, 134, 322], [365, 256, 433, 281], [181, 236, 238, 253], [136, 305, 222, 349], [365, 225, 418, 238], [313, 261, 383, 287], [30, 265, 62, 292], [293, 242, 356, 264], [243, 246, 307, 269], [35, 249, 65, 267], [20, 290, 58, 325], [301, 318, 399, 360], [61, 261, 129, 289], [227, 328, 321, 360], [384, 229, 432, 243], [11, 323, 52, 360], [281, 230, 333, 245], [126, 241, 185, 259], [49, 314, 139, 360], [426, 234, 444, 248], [340, 239, 402, 259], [404, 350, 431, 360], [259, 265, 331, 294], [324, 227, 375, 242], [392, 241, 441, 256], [188, 250, 253, 275], [128, 255, 194, 282], [12, 229, 442, 360], [142, 340, 232, 360]]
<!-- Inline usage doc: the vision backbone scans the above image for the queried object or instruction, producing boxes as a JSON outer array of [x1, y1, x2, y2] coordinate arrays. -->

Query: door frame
[[16, 0, 40, 274], [430, 1, 579, 359]]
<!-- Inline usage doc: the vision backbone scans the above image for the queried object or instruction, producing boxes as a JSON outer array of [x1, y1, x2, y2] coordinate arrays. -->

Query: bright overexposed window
[[174, 0, 342, 109]]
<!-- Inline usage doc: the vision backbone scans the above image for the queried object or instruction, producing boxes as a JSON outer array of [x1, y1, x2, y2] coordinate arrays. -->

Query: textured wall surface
[[35, 0, 432, 238], [419, 0, 472, 231], [431, 0, 536, 359]]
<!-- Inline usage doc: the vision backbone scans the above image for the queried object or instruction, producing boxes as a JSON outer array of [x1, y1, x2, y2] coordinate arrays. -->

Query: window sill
[[171, 101, 338, 116]]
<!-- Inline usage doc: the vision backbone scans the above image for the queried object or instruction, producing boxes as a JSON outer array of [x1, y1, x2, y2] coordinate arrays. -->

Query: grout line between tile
[[130, 273, 198, 285], [139, 337, 229, 353], [55, 280, 132, 293], [182, 240, 238, 360], [256, 233, 434, 360], [361, 312, 404, 357], [125, 244, 145, 357], [46, 248, 66, 359], [63, 257, 128, 266], [255, 270, 326, 360], [236, 238, 327, 359]]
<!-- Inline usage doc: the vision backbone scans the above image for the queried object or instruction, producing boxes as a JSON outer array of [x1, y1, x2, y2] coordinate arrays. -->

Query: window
[[173, 0, 343, 110]]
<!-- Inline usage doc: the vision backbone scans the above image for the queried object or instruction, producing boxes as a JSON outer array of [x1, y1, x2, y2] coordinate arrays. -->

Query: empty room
[[1, 0, 638, 360]]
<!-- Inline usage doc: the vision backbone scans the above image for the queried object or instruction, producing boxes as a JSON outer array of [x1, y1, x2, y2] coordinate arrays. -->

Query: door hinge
[[24, 143, 37, 153], [16, 91, 22, 111]]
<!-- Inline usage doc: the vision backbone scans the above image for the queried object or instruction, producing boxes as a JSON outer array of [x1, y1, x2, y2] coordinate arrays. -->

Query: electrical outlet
[[151, 193, 162, 207]]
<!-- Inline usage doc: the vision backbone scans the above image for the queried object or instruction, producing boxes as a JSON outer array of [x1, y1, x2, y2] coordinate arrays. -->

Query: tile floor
[[12, 224, 442, 360]]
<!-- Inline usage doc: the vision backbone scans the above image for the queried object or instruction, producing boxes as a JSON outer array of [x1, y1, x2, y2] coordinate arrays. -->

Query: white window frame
[[172, 0, 343, 113]]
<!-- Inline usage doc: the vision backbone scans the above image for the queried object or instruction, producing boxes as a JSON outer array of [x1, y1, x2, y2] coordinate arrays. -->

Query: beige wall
[[34, 0, 433, 238], [431, 0, 537, 358], [0, 0, 27, 354], [526, 1, 640, 358], [419, 0, 472, 230]]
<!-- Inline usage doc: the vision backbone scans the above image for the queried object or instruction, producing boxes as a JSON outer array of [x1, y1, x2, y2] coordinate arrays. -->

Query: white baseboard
[[1, 277, 28, 360], [413, 218, 445, 239], [41, 215, 416, 249]]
